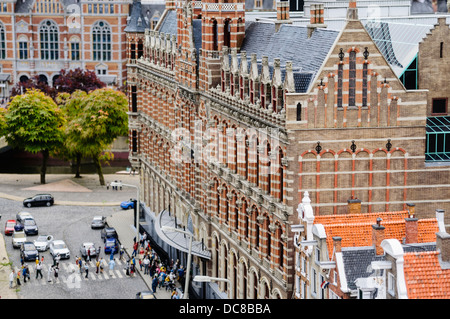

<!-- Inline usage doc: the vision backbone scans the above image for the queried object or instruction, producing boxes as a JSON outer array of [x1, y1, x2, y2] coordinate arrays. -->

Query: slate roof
[[15, 0, 78, 13], [342, 243, 437, 292], [157, 9, 177, 38], [125, 0, 150, 33]]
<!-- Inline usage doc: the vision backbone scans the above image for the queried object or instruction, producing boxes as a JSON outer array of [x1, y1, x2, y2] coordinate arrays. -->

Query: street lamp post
[[110, 181, 140, 242], [193, 275, 232, 299], [161, 225, 193, 299]]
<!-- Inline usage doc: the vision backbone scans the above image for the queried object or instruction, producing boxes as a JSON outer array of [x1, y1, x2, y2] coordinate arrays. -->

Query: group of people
[[133, 232, 186, 298], [9, 257, 60, 288]]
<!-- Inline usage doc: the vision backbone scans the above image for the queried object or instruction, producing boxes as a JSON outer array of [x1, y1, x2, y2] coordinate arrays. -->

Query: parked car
[[12, 230, 27, 249], [120, 199, 135, 210], [22, 218, 39, 236], [101, 227, 118, 242], [23, 194, 54, 208], [136, 291, 157, 299], [104, 238, 119, 254], [91, 216, 106, 229], [16, 211, 33, 224], [4, 220, 16, 236], [33, 235, 54, 252], [20, 242, 39, 262], [80, 242, 97, 260], [49, 240, 70, 259]]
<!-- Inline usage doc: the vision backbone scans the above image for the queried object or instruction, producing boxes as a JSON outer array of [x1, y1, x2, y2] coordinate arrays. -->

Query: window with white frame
[[39, 20, 59, 60], [18, 37, 28, 60], [0, 23, 6, 59], [388, 272, 396, 297], [92, 21, 111, 61]]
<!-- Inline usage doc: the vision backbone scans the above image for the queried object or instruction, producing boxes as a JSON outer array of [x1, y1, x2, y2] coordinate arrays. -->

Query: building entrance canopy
[[154, 209, 211, 260]]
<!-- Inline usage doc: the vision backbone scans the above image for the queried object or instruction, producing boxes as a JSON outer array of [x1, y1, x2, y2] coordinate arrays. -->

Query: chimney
[[347, 0, 358, 21], [333, 236, 342, 253], [404, 217, 418, 244], [307, 3, 327, 38], [275, 0, 292, 32], [436, 232, 450, 264], [436, 209, 446, 233], [347, 196, 361, 214], [372, 218, 385, 255], [406, 203, 415, 218]]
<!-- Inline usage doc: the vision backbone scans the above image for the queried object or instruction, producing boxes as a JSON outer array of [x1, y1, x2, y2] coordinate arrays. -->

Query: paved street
[[0, 172, 180, 299]]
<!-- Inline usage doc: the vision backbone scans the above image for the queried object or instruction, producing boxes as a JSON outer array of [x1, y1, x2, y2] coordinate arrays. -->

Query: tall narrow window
[[349, 50, 356, 107], [224, 19, 231, 48], [0, 24, 5, 59], [71, 41, 80, 61], [131, 86, 138, 112], [362, 62, 368, 107], [212, 20, 218, 51], [40, 20, 59, 60], [132, 130, 138, 153], [92, 21, 111, 61], [19, 41, 28, 60], [296, 103, 302, 121], [440, 42, 444, 59]]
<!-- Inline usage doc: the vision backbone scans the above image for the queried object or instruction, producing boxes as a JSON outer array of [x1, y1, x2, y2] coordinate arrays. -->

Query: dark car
[[22, 219, 39, 236], [23, 194, 54, 208], [104, 238, 119, 254], [20, 242, 39, 262], [136, 291, 157, 299], [101, 227, 118, 242]]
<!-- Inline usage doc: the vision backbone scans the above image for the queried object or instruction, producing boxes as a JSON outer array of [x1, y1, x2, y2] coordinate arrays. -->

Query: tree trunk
[[75, 153, 82, 178], [92, 154, 105, 186], [41, 149, 49, 184]]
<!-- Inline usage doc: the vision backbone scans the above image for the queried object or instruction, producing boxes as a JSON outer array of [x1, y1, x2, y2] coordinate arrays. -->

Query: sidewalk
[[0, 172, 179, 299], [107, 209, 182, 299]]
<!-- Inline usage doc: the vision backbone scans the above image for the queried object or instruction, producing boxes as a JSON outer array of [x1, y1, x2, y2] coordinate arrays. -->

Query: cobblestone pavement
[[0, 172, 180, 299]]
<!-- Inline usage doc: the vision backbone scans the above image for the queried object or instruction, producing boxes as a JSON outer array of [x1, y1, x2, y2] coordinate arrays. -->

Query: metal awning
[[154, 209, 211, 260], [0, 74, 10, 82]]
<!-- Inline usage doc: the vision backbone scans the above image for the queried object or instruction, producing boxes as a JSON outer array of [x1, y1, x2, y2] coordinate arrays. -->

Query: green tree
[[66, 88, 128, 185], [55, 90, 89, 178], [5, 89, 65, 184], [0, 107, 6, 137]]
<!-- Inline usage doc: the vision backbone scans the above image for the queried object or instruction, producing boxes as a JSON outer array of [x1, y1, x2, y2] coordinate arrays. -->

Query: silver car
[[33, 235, 54, 252], [80, 242, 97, 260], [91, 216, 106, 229], [49, 240, 70, 259]]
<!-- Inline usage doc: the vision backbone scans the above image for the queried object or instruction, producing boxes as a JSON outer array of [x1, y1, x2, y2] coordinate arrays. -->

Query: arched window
[[224, 19, 231, 48], [39, 20, 59, 60], [212, 19, 218, 51], [0, 24, 6, 59], [92, 21, 111, 61], [296, 103, 302, 121]]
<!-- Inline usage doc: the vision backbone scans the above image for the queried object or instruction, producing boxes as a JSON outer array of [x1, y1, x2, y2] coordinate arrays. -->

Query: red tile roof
[[313, 211, 438, 259], [404, 251, 450, 299]]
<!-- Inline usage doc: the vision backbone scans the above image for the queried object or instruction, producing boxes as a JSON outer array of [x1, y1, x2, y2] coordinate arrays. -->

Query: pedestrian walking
[[47, 265, 53, 282], [109, 258, 115, 276], [84, 263, 89, 278], [87, 248, 91, 262], [78, 257, 83, 274], [9, 270, 15, 288], [143, 256, 150, 275], [36, 261, 43, 279], [53, 253, 61, 266], [119, 245, 124, 261], [16, 271, 21, 286], [131, 241, 138, 257], [99, 257, 104, 273], [22, 266, 28, 283], [96, 259, 100, 274], [54, 264, 59, 282], [152, 275, 158, 293]]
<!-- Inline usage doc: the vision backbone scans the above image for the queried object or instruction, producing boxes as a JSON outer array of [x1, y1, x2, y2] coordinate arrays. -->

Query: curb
[[0, 192, 121, 207]]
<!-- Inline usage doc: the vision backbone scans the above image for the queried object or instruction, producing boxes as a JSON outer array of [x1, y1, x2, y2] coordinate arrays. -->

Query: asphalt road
[[0, 197, 148, 299]]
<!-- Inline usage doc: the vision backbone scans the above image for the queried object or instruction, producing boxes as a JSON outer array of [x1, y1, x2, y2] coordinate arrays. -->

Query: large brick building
[[126, 0, 450, 299], [0, 0, 133, 103]]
